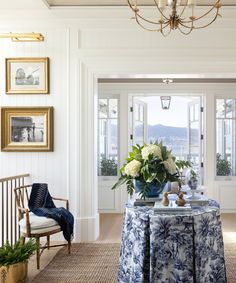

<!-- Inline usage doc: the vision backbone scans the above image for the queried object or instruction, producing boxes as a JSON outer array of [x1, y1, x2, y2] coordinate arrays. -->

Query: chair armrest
[[17, 207, 31, 236], [18, 207, 29, 214], [52, 197, 69, 210]]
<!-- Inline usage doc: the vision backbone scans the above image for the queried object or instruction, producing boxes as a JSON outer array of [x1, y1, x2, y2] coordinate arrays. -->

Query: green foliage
[[100, 158, 117, 176], [189, 169, 198, 179], [175, 160, 192, 171], [216, 153, 231, 176], [112, 140, 192, 199], [0, 238, 37, 267]]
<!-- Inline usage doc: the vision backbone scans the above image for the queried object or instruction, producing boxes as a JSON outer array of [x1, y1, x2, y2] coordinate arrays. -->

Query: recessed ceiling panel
[[45, 0, 236, 6]]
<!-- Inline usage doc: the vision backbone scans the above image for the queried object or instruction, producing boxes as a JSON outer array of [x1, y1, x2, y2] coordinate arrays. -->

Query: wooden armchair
[[14, 184, 71, 269]]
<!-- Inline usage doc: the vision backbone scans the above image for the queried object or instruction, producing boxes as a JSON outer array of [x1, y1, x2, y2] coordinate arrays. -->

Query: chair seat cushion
[[19, 212, 59, 231], [20, 224, 61, 235]]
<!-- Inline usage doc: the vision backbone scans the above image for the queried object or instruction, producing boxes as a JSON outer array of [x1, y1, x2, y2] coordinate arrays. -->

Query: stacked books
[[185, 194, 209, 206], [132, 194, 209, 207], [133, 197, 161, 206]]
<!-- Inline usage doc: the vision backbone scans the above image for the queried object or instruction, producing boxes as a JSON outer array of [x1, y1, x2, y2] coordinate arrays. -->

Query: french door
[[130, 95, 203, 181], [131, 98, 147, 146], [188, 98, 204, 183]]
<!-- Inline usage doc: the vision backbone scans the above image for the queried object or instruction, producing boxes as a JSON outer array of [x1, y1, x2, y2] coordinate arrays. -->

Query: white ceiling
[[45, 0, 236, 6], [0, 0, 46, 9]]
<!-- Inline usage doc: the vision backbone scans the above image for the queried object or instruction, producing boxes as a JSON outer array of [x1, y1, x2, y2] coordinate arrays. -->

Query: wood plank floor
[[28, 213, 236, 282]]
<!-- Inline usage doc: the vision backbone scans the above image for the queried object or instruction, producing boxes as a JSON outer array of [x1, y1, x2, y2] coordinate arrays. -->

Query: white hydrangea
[[141, 144, 162, 160], [124, 160, 141, 178], [163, 158, 177, 175]]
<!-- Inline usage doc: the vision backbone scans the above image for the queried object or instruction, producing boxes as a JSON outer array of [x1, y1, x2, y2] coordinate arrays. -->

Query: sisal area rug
[[32, 243, 236, 283], [32, 243, 120, 283], [225, 243, 236, 283]]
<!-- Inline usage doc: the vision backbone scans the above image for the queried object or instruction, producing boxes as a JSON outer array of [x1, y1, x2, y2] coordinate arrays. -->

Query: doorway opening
[[97, 91, 204, 214], [130, 95, 204, 180]]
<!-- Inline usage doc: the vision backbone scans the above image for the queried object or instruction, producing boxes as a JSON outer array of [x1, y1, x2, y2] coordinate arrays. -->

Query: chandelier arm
[[178, 21, 194, 35], [161, 26, 172, 37], [180, 10, 219, 30], [126, 0, 169, 23], [153, 0, 169, 21], [179, 0, 189, 18], [135, 12, 168, 25], [191, 11, 220, 29], [179, 21, 193, 29], [135, 13, 170, 32], [178, 26, 194, 35], [126, 0, 136, 12], [181, 5, 218, 24]]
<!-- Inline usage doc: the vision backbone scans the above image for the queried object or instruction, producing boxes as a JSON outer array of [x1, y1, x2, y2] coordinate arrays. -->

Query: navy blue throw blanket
[[28, 183, 74, 242]]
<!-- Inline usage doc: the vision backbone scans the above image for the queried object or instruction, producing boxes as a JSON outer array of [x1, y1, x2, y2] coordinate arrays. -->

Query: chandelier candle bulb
[[167, 0, 180, 8], [158, 0, 167, 9], [191, 5, 195, 19], [167, 0, 173, 7], [188, 0, 197, 6]]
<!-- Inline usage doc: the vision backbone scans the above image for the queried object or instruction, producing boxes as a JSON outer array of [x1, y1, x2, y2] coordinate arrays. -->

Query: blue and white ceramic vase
[[134, 179, 166, 198], [187, 177, 198, 190]]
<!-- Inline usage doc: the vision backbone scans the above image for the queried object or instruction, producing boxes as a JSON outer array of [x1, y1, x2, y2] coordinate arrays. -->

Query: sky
[[136, 96, 200, 127]]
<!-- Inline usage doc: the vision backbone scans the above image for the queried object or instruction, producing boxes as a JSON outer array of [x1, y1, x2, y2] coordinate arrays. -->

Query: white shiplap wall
[[0, 28, 70, 209]]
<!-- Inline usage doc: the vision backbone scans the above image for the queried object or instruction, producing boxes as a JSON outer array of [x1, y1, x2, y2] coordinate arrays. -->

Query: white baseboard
[[74, 213, 100, 242], [98, 209, 120, 213]]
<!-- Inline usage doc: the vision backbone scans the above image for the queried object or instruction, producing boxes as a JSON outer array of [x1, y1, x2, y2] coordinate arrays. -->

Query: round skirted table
[[117, 202, 227, 283]]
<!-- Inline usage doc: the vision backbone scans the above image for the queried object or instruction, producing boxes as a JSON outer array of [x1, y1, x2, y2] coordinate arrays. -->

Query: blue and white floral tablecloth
[[118, 204, 227, 283]]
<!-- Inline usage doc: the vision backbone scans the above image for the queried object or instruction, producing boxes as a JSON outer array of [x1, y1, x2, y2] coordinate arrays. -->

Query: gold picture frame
[[1, 107, 53, 152], [6, 57, 49, 94]]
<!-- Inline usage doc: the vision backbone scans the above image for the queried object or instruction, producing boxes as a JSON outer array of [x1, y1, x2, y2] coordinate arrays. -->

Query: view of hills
[[135, 124, 199, 159], [148, 124, 187, 140], [108, 123, 199, 159], [135, 124, 198, 142]]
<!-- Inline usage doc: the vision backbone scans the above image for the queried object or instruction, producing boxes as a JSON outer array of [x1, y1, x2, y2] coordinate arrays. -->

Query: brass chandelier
[[126, 0, 222, 36]]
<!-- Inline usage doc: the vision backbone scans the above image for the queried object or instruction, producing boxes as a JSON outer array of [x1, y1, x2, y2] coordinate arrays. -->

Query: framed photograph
[[1, 107, 53, 152], [6, 57, 49, 94]]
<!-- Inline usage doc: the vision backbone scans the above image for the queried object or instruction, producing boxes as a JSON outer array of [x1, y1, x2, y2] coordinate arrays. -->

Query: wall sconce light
[[0, 33, 44, 42], [160, 96, 171, 110]]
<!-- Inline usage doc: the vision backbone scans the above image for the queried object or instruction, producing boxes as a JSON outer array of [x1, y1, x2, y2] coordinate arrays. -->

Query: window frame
[[215, 95, 236, 180], [97, 94, 120, 178]]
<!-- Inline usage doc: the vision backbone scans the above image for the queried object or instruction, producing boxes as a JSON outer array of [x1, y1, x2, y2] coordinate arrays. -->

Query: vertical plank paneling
[[0, 29, 69, 199]]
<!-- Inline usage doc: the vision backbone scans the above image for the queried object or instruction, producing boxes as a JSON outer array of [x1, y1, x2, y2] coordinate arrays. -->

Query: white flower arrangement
[[124, 160, 141, 178], [141, 144, 162, 160], [163, 158, 177, 175], [112, 140, 191, 199]]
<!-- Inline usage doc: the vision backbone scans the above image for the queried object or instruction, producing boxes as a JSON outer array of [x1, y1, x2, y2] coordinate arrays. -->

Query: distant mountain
[[108, 123, 198, 156], [148, 124, 187, 139], [110, 123, 198, 143], [135, 124, 198, 143]]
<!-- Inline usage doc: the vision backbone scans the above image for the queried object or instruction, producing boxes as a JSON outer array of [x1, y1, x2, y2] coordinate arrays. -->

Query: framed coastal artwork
[[1, 107, 53, 152], [6, 57, 49, 94]]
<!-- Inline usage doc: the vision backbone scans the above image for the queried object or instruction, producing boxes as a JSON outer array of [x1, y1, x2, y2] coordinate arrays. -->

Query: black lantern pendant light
[[160, 96, 171, 110]]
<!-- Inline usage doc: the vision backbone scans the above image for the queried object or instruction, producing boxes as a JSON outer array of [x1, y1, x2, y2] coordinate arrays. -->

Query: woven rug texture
[[32, 242, 236, 283]]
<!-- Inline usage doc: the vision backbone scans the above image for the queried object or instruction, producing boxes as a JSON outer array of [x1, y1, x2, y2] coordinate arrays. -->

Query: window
[[98, 98, 118, 176], [216, 98, 236, 176]]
